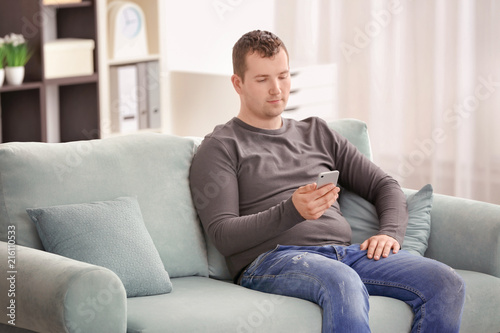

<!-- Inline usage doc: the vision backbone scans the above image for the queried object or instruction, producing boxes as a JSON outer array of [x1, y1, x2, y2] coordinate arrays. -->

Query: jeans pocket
[[245, 244, 282, 276]]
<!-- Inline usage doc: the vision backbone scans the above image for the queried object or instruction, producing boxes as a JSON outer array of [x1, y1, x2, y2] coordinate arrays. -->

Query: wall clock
[[108, 1, 149, 60]]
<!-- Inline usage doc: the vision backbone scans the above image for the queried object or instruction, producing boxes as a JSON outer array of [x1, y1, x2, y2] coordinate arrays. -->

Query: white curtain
[[278, 0, 500, 204]]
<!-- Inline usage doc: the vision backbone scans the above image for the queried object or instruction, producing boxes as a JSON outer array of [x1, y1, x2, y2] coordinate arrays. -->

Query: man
[[189, 30, 465, 332]]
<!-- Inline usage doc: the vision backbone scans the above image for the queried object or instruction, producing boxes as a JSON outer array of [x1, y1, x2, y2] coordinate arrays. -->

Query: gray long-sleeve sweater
[[189, 117, 408, 281]]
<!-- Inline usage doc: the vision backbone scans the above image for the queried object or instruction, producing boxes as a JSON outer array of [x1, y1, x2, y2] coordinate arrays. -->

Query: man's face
[[232, 48, 291, 127]]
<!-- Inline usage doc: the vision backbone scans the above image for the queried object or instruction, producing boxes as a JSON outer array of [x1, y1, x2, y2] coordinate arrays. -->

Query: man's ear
[[231, 74, 243, 95]]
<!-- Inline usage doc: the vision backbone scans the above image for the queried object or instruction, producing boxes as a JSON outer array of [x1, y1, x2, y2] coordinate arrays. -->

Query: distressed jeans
[[239, 244, 465, 333]]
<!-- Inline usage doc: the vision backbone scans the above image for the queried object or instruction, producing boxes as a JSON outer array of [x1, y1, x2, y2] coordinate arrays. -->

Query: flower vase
[[0, 68, 4, 87], [6, 66, 25, 86]]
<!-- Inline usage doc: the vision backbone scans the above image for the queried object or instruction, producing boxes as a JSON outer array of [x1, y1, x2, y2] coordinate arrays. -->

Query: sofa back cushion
[[327, 118, 373, 161], [0, 134, 208, 278]]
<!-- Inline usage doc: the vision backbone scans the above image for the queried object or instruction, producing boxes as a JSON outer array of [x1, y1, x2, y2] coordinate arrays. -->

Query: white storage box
[[44, 39, 95, 79]]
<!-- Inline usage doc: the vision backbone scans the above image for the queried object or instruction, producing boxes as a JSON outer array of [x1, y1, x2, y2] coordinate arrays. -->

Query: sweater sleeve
[[189, 136, 304, 257], [323, 123, 409, 245]]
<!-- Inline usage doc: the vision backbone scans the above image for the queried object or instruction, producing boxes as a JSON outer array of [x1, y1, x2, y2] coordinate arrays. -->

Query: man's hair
[[232, 30, 288, 81]]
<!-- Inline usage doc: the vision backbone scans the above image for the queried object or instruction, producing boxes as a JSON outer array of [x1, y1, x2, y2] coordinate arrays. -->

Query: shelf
[[45, 73, 99, 86], [1, 88, 44, 142], [108, 54, 160, 66], [43, 1, 93, 9], [0, 81, 43, 93]]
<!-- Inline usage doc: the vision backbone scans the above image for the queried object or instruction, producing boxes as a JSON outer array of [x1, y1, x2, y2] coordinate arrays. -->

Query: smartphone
[[316, 170, 339, 188]]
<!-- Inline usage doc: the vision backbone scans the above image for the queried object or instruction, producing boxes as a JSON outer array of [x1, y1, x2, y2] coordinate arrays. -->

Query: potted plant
[[4, 33, 32, 86], [0, 37, 5, 86]]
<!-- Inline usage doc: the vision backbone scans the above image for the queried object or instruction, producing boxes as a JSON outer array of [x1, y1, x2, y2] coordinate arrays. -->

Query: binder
[[136, 62, 149, 129], [146, 61, 161, 129], [109, 61, 160, 133], [109, 65, 139, 133]]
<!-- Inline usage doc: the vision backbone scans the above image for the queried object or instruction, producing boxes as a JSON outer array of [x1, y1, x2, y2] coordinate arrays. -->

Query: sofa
[[0, 118, 499, 333]]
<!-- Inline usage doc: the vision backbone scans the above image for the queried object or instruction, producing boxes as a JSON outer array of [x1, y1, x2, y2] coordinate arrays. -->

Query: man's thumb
[[299, 183, 317, 193]]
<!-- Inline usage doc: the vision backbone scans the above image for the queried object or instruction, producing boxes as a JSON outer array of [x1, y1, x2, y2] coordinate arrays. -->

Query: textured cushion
[[339, 184, 433, 256], [0, 134, 208, 278], [26, 196, 172, 297]]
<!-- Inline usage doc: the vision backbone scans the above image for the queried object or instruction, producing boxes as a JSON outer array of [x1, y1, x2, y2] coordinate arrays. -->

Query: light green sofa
[[0, 119, 499, 333]]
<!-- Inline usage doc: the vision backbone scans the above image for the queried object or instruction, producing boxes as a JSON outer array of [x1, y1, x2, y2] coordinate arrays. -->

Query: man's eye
[[279, 75, 288, 80], [257, 78, 266, 82]]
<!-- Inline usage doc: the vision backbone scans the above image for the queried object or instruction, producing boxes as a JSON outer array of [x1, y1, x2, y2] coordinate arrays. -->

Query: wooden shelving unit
[[1, 0, 170, 142], [0, 0, 100, 143], [96, 0, 169, 137]]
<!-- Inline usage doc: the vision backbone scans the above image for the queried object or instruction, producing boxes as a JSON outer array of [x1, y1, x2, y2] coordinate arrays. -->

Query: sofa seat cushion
[[126, 276, 322, 333], [127, 276, 415, 333], [126, 270, 500, 333]]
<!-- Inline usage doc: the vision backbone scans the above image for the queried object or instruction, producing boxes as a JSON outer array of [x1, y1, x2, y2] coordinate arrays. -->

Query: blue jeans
[[239, 244, 465, 333]]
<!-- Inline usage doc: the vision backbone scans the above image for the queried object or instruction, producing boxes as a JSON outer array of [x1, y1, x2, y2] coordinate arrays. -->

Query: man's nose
[[269, 79, 281, 95]]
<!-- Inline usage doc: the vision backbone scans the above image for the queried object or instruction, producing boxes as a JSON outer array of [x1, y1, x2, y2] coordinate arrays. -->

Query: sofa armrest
[[424, 193, 500, 278], [0, 241, 127, 333]]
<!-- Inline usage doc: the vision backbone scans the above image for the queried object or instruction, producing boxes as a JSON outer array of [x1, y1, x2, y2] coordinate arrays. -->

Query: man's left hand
[[360, 235, 400, 260]]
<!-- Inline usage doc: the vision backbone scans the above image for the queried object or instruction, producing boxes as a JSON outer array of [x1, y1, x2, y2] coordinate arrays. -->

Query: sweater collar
[[232, 117, 289, 135]]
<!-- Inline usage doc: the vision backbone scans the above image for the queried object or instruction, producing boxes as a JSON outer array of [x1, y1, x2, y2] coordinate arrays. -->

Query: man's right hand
[[292, 183, 340, 220]]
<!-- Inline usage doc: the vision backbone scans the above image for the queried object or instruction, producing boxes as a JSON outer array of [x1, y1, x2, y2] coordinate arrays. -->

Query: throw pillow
[[339, 184, 433, 256], [26, 196, 172, 297]]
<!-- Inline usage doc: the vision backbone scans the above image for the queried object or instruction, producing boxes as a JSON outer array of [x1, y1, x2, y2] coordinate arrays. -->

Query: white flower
[[13, 37, 25, 47], [5, 33, 17, 44], [4, 33, 26, 46]]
